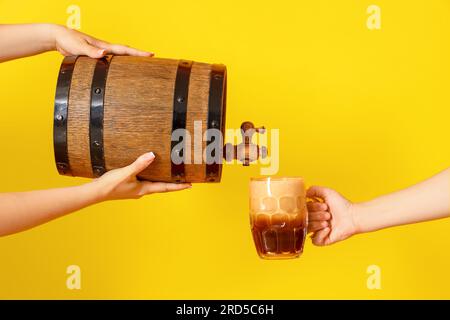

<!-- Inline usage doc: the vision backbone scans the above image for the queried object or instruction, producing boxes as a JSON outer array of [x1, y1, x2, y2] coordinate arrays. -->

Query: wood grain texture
[[67, 57, 96, 178], [185, 62, 211, 182], [104, 56, 177, 181], [65, 56, 226, 182]]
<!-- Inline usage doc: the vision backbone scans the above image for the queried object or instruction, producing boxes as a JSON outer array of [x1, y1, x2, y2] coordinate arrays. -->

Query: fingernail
[[142, 152, 155, 161], [98, 49, 106, 56]]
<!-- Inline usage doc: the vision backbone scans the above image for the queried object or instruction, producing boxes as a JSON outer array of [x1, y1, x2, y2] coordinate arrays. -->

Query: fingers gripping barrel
[[53, 56, 227, 183]]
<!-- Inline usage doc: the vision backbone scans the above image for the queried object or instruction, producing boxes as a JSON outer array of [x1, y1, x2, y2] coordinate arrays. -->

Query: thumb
[[81, 42, 106, 58], [311, 227, 331, 246], [125, 152, 155, 177]]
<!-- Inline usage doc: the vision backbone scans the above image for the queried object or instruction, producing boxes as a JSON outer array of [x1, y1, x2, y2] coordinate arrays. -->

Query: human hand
[[306, 186, 358, 246], [90, 152, 191, 201], [51, 24, 153, 58]]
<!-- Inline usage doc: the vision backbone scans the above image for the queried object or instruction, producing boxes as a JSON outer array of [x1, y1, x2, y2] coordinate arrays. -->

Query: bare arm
[[0, 23, 153, 63], [0, 24, 54, 62], [0, 153, 191, 237], [306, 168, 449, 246], [0, 25, 167, 237], [0, 183, 100, 236], [354, 168, 449, 233]]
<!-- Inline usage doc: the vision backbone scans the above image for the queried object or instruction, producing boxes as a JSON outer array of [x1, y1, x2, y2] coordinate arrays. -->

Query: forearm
[[0, 23, 56, 62], [0, 182, 102, 236], [354, 168, 450, 233]]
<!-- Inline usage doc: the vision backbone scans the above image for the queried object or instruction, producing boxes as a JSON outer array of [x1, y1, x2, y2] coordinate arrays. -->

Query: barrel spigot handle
[[223, 121, 267, 166]]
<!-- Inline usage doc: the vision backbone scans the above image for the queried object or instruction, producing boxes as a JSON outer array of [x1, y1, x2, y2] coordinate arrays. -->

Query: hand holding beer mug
[[249, 177, 307, 259]]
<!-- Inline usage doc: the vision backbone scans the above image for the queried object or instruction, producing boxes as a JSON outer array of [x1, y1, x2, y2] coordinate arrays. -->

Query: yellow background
[[0, 0, 449, 299]]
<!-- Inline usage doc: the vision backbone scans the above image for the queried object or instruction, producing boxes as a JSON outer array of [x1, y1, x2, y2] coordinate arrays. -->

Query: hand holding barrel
[[0, 153, 192, 237], [91, 152, 192, 201], [52, 24, 154, 58], [0, 23, 153, 62], [0, 23, 191, 237]]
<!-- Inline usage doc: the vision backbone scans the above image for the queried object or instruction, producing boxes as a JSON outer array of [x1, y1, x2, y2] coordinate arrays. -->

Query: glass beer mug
[[249, 177, 308, 259]]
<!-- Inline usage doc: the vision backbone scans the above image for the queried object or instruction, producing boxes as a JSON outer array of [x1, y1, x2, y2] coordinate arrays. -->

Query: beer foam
[[250, 177, 305, 198], [249, 177, 306, 214]]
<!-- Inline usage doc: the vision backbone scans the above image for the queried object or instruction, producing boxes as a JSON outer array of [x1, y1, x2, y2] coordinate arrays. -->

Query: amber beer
[[249, 177, 307, 259]]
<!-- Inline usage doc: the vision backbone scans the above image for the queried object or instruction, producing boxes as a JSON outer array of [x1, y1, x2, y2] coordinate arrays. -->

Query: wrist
[[351, 199, 389, 235], [35, 23, 58, 51], [349, 202, 365, 236], [83, 180, 108, 204]]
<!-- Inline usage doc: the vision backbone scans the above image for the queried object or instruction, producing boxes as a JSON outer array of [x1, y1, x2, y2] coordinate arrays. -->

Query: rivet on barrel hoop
[[93, 167, 104, 176], [56, 162, 67, 174]]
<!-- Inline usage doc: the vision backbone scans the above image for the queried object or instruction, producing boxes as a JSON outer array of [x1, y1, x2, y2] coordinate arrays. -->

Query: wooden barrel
[[53, 56, 227, 183]]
